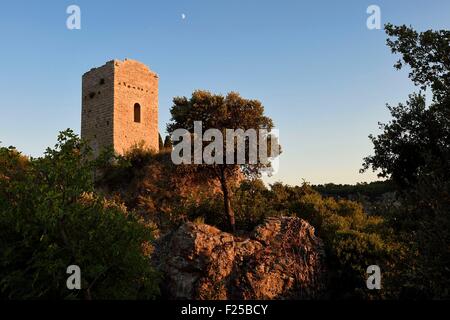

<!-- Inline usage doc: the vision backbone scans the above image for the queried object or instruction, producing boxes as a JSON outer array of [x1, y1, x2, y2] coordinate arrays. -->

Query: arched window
[[134, 103, 141, 123]]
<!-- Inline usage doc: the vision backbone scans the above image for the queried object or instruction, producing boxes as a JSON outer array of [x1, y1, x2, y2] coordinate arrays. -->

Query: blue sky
[[0, 0, 449, 185]]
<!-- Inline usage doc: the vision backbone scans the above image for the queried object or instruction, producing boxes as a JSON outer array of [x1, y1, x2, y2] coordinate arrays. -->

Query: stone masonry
[[81, 59, 159, 155]]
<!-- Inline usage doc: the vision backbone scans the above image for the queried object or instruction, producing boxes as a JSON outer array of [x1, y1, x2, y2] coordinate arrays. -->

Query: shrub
[[0, 130, 160, 299]]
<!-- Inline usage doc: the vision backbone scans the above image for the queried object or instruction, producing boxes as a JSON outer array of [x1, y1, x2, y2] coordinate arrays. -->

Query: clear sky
[[0, 0, 449, 186]]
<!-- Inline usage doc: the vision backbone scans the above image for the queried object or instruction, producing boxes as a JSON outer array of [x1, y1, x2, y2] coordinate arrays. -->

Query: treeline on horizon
[[0, 23, 449, 300], [312, 181, 396, 200]]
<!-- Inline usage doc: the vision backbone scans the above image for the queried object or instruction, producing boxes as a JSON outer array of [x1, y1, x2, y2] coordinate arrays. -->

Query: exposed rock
[[155, 217, 326, 300]]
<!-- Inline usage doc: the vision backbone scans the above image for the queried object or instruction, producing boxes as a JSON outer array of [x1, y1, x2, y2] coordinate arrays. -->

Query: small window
[[99, 78, 105, 85], [134, 103, 141, 123]]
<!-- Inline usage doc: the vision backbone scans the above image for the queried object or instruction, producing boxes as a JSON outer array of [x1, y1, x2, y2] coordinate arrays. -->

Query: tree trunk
[[219, 167, 236, 232]]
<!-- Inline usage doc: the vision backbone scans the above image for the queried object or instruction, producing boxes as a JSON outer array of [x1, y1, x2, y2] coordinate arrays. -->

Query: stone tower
[[81, 59, 159, 155]]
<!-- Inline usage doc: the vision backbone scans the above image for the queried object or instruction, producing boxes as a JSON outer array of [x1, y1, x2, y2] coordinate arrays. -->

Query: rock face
[[156, 217, 326, 299]]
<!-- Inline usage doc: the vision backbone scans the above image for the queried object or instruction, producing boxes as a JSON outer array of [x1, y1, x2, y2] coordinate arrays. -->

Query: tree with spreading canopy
[[167, 90, 279, 231], [0, 130, 160, 299]]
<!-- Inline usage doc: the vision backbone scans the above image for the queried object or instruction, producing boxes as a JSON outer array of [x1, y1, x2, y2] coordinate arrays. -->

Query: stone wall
[[81, 61, 115, 156]]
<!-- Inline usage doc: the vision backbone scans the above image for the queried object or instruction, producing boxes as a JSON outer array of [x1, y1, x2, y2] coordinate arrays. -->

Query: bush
[[190, 180, 404, 299]]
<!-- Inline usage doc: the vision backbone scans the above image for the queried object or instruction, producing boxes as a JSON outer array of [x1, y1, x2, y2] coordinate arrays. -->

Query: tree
[[0, 130, 160, 299], [362, 24, 450, 298], [167, 90, 279, 231]]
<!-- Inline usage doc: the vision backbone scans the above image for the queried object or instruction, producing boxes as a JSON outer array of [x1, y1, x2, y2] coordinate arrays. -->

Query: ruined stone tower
[[81, 59, 159, 155]]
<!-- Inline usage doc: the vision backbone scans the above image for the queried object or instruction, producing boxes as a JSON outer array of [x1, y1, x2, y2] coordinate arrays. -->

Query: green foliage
[[0, 130, 159, 299], [362, 93, 449, 188], [313, 181, 396, 200], [166, 90, 279, 231], [184, 195, 226, 229], [362, 24, 450, 189], [232, 180, 278, 230], [384, 23, 450, 102]]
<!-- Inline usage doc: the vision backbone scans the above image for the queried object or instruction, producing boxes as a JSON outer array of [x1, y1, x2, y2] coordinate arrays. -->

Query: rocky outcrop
[[156, 217, 326, 300]]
